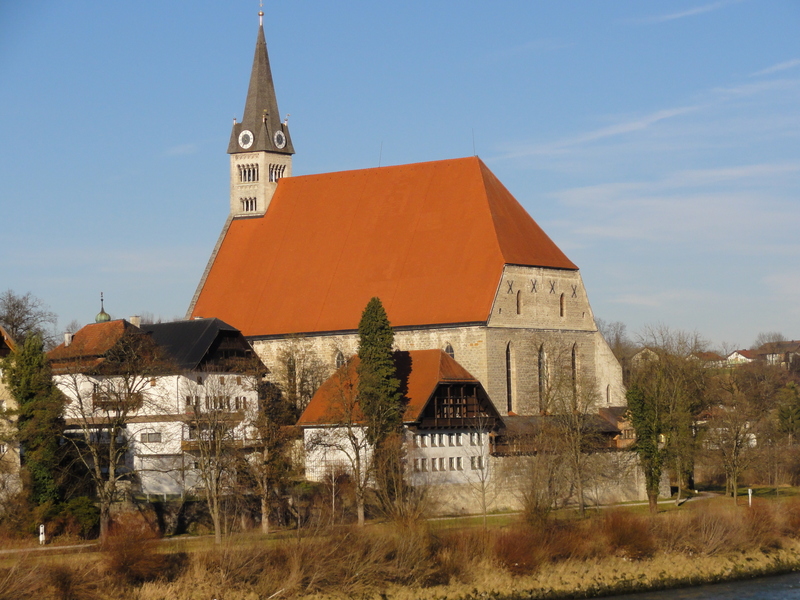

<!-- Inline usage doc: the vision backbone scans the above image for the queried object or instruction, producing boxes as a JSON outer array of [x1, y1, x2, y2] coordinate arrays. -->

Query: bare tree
[[240, 381, 298, 534], [55, 328, 171, 538], [0, 290, 57, 347], [306, 363, 372, 526], [272, 337, 328, 413], [183, 372, 253, 544], [752, 331, 787, 350]]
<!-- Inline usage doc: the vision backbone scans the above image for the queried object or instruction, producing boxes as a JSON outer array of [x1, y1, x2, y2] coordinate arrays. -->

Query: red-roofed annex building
[[187, 16, 625, 418]]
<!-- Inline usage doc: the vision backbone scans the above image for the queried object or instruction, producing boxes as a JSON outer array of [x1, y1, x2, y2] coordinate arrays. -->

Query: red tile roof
[[297, 349, 480, 427], [48, 320, 133, 372], [190, 157, 577, 337]]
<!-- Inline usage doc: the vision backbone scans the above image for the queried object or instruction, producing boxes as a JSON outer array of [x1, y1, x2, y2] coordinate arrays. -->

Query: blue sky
[[1, 1, 798, 350]]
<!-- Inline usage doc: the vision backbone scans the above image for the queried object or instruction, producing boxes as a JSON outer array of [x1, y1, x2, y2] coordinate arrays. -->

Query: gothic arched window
[[538, 344, 548, 413], [444, 343, 454, 359], [334, 350, 345, 369], [506, 342, 514, 414], [560, 293, 565, 318]]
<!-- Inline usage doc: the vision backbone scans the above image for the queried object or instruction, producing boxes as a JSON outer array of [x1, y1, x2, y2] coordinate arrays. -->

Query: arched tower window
[[516, 290, 522, 315], [506, 342, 514, 414], [538, 344, 548, 413], [334, 350, 345, 369], [560, 293, 565, 317], [444, 343, 454, 359]]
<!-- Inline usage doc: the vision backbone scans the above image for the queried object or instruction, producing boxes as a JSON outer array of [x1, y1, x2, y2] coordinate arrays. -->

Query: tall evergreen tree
[[1, 334, 65, 505], [357, 297, 402, 446]]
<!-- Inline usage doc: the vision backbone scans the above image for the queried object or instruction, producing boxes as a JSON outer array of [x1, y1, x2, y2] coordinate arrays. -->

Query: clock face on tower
[[238, 130, 254, 150], [273, 130, 287, 149]]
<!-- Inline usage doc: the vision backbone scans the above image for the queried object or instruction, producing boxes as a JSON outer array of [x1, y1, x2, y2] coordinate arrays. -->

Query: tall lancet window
[[506, 342, 514, 414], [334, 350, 345, 369], [571, 343, 578, 405], [516, 290, 522, 315], [560, 293, 566, 318], [538, 344, 548, 413], [444, 343, 454, 359]]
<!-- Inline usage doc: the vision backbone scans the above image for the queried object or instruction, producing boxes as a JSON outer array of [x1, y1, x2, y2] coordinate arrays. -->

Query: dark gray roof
[[228, 23, 294, 156], [141, 318, 241, 371]]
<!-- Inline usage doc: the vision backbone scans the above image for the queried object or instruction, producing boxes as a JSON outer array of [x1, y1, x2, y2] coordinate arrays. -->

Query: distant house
[[757, 341, 800, 371], [48, 317, 263, 496], [726, 349, 757, 365], [689, 351, 725, 368]]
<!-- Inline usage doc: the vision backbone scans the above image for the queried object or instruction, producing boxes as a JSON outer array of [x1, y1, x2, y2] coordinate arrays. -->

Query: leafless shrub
[[0, 558, 45, 600], [43, 563, 107, 600], [493, 527, 547, 575], [650, 510, 694, 554], [745, 500, 782, 550], [602, 509, 656, 560], [686, 503, 746, 555], [102, 513, 172, 584]]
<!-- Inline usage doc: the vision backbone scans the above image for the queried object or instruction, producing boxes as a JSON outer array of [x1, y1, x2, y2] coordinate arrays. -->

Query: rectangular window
[[430, 435, 437, 448], [432, 459, 438, 472], [470, 432, 477, 446], [477, 456, 484, 470], [448, 433, 455, 447], [140, 432, 161, 443], [185, 395, 192, 408], [421, 458, 427, 472], [457, 457, 463, 471], [420, 434, 427, 447], [470, 456, 476, 470], [220, 376, 225, 384], [438, 434, 445, 447], [413, 459, 420, 472], [449, 457, 455, 471], [149, 378, 156, 387], [456, 433, 463, 446]]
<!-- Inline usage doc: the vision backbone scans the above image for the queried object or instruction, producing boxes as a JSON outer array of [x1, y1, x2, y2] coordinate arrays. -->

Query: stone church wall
[[250, 266, 624, 416]]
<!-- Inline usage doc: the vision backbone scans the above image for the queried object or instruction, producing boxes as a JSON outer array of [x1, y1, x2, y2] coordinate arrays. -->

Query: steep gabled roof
[[141, 318, 243, 371], [297, 349, 483, 427], [190, 157, 577, 337]]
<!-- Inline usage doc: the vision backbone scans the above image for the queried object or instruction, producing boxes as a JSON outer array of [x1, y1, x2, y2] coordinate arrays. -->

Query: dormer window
[[269, 164, 286, 182], [238, 164, 259, 183], [241, 198, 257, 212]]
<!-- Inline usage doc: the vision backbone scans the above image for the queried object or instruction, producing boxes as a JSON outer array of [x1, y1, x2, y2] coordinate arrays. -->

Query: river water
[[600, 571, 800, 599]]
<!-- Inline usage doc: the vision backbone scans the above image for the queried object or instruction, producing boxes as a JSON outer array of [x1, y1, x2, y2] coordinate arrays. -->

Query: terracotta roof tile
[[297, 349, 480, 427], [191, 157, 577, 337]]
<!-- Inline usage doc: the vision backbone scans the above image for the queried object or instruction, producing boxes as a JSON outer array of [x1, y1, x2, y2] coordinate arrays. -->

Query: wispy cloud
[[165, 143, 198, 156], [496, 106, 699, 159], [632, 1, 730, 24], [751, 58, 800, 77]]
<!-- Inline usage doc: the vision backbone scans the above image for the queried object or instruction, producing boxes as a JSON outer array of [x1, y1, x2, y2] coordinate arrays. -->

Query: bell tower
[[228, 11, 294, 218]]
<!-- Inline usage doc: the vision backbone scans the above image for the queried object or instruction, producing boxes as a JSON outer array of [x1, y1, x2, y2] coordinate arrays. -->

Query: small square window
[[150, 378, 156, 387]]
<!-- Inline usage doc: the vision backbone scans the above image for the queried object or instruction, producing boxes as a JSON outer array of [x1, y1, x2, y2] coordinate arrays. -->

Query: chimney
[[64, 332, 74, 347], [130, 315, 141, 328]]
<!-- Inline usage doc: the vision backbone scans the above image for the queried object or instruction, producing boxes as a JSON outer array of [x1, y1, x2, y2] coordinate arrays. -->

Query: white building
[[48, 316, 263, 496]]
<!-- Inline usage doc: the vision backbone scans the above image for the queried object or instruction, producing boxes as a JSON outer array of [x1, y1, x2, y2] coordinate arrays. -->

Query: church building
[[187, 14, 624, 416]]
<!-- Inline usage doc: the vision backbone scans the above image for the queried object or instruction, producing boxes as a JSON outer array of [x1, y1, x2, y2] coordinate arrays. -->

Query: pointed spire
[[228, 16, 294, 155]]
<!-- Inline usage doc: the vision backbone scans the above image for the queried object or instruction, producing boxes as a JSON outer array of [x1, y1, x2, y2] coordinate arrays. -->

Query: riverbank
[[6, 498, 800, 600]]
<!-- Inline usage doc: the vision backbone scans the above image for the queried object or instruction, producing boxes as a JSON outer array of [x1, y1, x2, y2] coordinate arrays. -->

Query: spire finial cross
[[259, 0, 264, 26]]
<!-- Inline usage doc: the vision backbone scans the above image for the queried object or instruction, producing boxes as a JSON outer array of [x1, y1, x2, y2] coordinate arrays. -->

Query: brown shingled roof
[[297, 349, 480, 427], [190, 157, 577, 337], [48, 320, 135, 373]]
